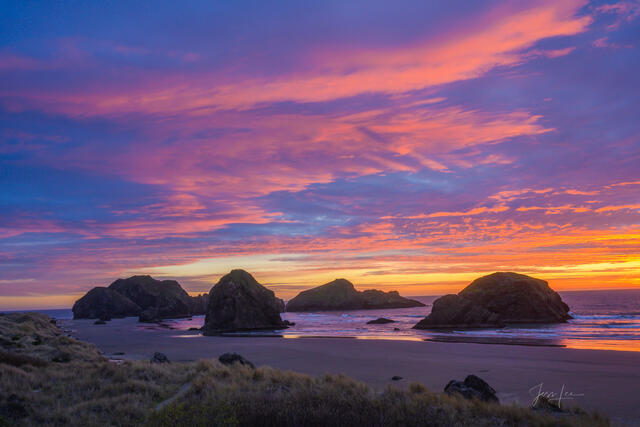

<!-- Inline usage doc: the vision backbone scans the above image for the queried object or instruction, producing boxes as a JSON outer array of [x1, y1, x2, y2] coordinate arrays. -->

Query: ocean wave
[[570, 314, 640, 320]]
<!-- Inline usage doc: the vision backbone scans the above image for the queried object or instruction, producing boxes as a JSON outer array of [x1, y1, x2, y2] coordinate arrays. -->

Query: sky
[[1, 0, 639, 309]]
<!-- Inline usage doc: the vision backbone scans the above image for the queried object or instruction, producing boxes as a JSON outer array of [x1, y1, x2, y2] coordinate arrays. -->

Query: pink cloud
[[1, 1, 591, 117]]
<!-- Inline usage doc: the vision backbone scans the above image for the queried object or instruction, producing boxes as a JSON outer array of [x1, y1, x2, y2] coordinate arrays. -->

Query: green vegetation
[[1, 313, 611, 427]]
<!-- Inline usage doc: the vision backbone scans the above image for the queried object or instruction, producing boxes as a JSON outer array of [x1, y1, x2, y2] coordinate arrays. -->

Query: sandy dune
[[67, 317, 640, 426]]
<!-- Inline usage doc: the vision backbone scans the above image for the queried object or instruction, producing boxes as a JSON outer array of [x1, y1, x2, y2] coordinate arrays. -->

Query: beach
[[68, 317, 640, 426]]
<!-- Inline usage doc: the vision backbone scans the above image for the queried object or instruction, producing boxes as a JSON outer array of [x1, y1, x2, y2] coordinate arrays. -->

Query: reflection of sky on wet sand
[[165, 290, 640, 352]]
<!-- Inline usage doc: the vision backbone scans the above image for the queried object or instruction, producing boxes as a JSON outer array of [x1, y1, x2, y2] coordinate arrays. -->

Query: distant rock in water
[[72, 275, 207, 321], [189, 293, 210, 315], [285, 279, 425, 312], [414, 272, 571, 329], [367, 317, 396, 324], [202, 269, 288, 334], [414, 294, 503, 329], [72, 287, 141, 320]]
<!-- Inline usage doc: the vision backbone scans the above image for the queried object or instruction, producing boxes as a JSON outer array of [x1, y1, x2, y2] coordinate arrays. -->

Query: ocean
[[14, 289, 640, 352]]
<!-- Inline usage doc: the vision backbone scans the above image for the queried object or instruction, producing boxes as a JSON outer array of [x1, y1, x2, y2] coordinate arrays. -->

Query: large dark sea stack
[[285, 279, 424, 312], [73, 275, 203, 321], [202, 269, 287, 335], [72, 287, 141, 320], [414, 272, 571, 329], [109, 275, 193, 321]]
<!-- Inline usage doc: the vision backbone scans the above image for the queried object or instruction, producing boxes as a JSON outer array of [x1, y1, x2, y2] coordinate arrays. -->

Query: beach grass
[[1, 313, 611, 427]]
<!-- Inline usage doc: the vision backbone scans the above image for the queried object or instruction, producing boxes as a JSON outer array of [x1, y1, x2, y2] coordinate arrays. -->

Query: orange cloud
[[595, 204, 640, 213]]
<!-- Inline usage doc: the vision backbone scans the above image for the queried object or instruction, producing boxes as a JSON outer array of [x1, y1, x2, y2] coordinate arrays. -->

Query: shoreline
[[66, 317, 640, 426]]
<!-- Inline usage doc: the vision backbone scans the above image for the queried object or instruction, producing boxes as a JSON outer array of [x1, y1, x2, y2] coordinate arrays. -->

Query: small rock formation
[[531, 395, 563, 412], [151, 352, 170, 363], [367, 317, 396, 324], [444, 375, 499, 403], [73, 275, 208, 322], [190, 293, 210, 315], [285, 279, 425, 312], [414, 294, 503, 329], [93, 320, 107, 325], [202, 269, 288, 334], [218, 352, 255, 368], [138, 308, 162, 323], [72, 287, 141, 320], [391, 376, 403, 381], [414, 272, 571, 329]]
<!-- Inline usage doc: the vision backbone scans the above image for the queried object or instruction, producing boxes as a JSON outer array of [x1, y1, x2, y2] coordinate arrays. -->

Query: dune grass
[[0, 313, 611, 427]]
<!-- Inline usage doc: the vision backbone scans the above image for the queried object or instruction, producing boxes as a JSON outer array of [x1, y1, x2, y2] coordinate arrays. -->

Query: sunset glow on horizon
[[1, 0, 640, 309]]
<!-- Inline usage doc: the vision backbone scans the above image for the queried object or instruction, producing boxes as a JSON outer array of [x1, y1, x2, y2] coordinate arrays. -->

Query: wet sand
[[67, 317, 640, 426]]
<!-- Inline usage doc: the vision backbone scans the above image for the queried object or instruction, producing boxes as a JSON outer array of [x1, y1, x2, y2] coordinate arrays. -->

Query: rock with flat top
[[367, 317, 396, 324], [73, 275, 209, 322], [286, 279, 424, 312], [109, 276, 193, 321]]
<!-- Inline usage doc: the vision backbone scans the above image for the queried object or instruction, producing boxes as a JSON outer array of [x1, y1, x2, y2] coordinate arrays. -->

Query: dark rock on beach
[[138, 307, 163, 323], [190, 293, 210, 315], [367, 317, 396, 324], [219, 352, 255, 368], [202, 269, 288, 334], [109, 276, 193, 321], [458, 272, 571, 323], [151, 352, 169, 363], [73, 275, 210, 322], [445, 375, 499, 403], [285, 279, 424, 312], [414, 272, 571, 329], [531, 395, 563, 412], [72, 287, 141, 320], [414, 294, 503, 329]]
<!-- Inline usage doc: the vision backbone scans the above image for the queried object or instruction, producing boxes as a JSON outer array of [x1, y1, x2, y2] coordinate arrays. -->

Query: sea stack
[[414, 272, 571, 329], [72, 275, 207, 322], [72, 287, 141, 320], [285, 278, 425, 312], [202, 269, 288, 335]]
